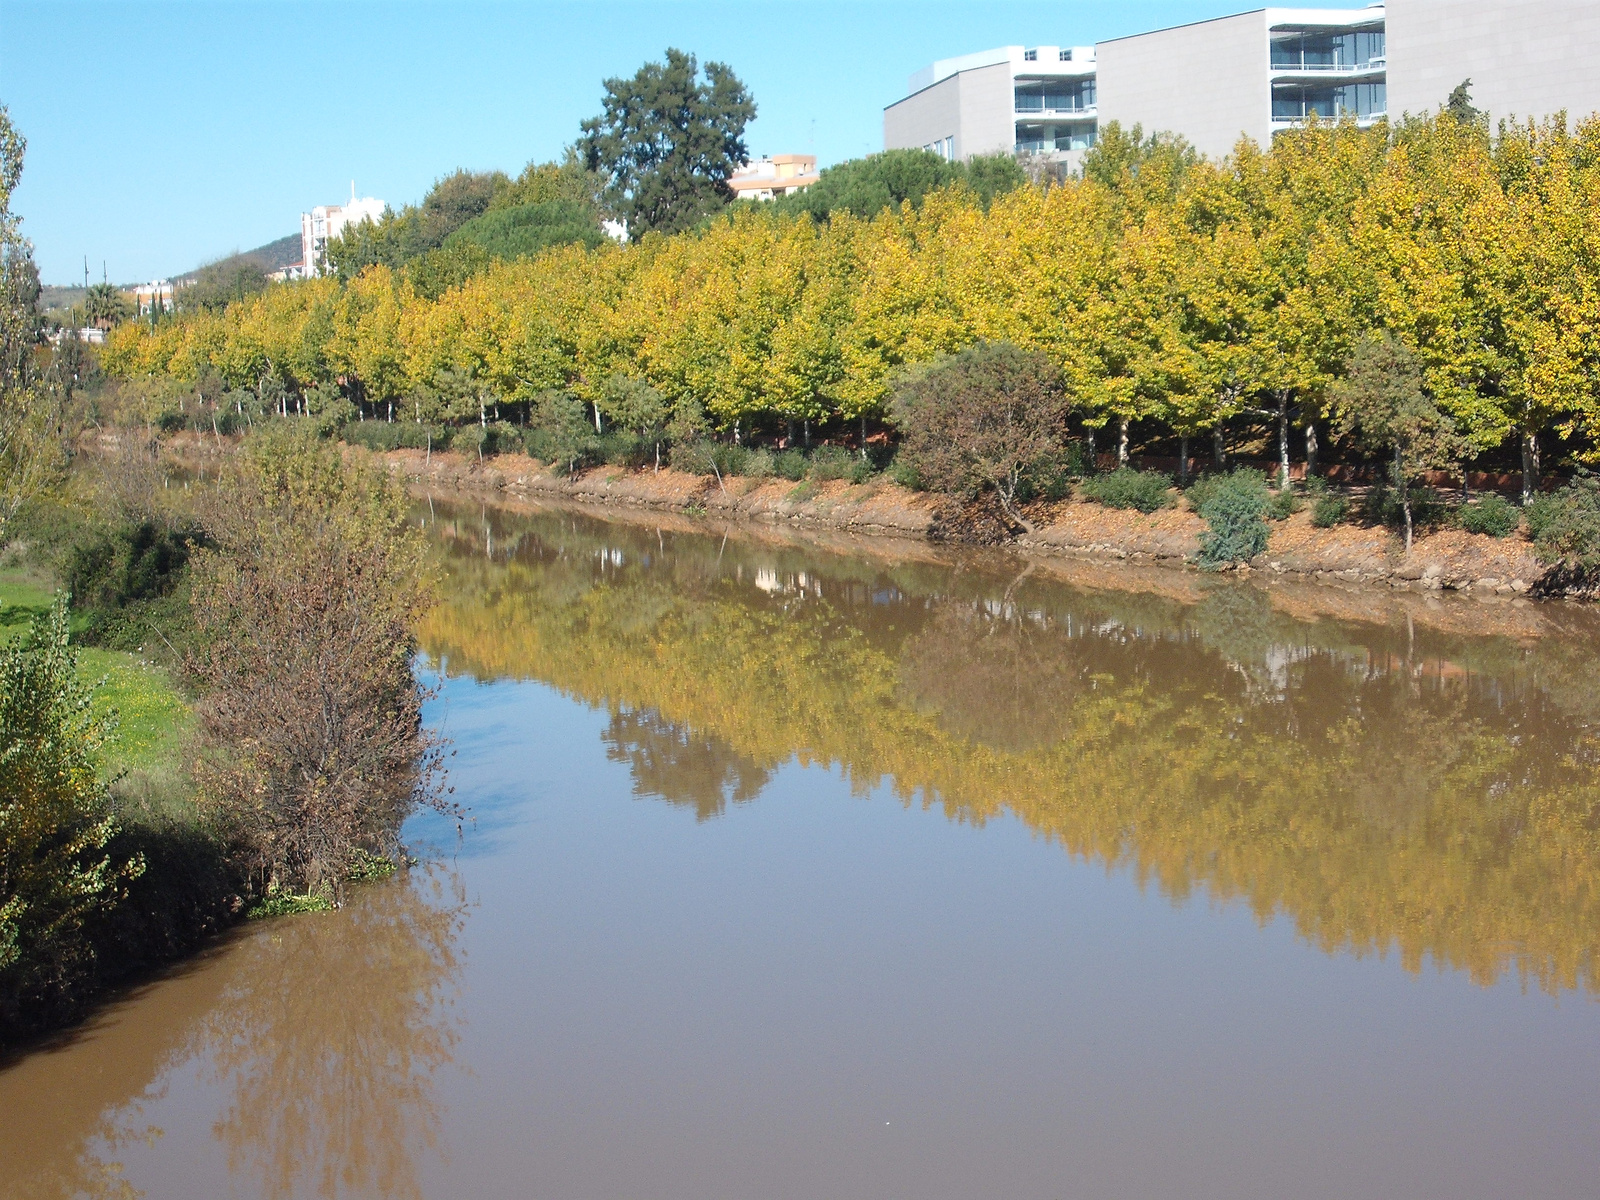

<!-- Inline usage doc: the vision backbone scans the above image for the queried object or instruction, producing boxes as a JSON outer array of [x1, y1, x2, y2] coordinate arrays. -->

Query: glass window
[[1023, 48, 1037, 61], [1058, 48, 1072, 61], [1014, 86, 1043, 112]]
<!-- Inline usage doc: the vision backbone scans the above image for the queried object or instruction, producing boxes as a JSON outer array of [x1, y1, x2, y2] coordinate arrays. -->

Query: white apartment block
[[300, 185, 386, 277], [884, 45, 1097, 166], [1385, 0, 1600, 125], [885, 1, 1600, 167]]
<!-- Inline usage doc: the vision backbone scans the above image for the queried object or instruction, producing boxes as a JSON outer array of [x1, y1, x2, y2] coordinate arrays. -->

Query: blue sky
[[6, 1, 1250, 284]]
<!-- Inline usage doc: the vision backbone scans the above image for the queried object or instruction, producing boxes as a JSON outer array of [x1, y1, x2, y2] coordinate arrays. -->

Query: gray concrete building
[[883, 45, 1097, 166], [1096, 7, 1386, 160], [885, 2, 1600, 169], [1386, 0, 1600, 125]]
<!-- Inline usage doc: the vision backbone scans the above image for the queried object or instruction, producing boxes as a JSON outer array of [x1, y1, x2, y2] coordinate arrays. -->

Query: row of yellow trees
[[106, 114, 1600, 489]]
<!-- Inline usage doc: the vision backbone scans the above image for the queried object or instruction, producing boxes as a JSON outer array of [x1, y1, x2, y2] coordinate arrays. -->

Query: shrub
[[740, 449, 775, 479], [1525, 475, 1600, 566], [1362, 484, 1450, 532], [1266, 488, 1302, 520], [886, 454, 923, 490], [806, 444, 859, 482], [890, 341, 1071, 529], [0, 599, 142, 1020], [669, 439, 717, 476], [64, 520, 205, 650], [1457, 493, 1519, 538], [775, 449, 807, 481], [342, 421, 449, 454], [1080, 467, 1174, 513], [187, 427, 454, 899], [1195, 469, 1271, 569], [709, 443, 751, 479], [1311, 493, 1349, 528], [526, 391, 594, 473]]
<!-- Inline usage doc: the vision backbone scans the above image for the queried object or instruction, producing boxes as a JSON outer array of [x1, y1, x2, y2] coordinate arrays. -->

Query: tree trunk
[[593, 402, 602, 434], [654, 441, 660, 473], [804, 419, 811, 448], [1397, 445, 1413, 552], [1521, 428, 1539, 504], [1086, 428, 1096, 467], [1117, 417, 1129, 466], [733, 419, 741, 446], [1213, 423, 1225, 469], [786, 418, 794, 447], [1276, 392, 1290, 490], [387, 399, 392, 423], [1179, 435, 1189, 485], [1305, 422, 1318, 480], [860, 413, 868, 459], [480, 398, 487, 428]]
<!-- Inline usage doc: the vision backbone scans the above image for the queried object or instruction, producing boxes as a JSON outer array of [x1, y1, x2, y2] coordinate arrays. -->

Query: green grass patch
[[247, 889, 335, 919], [80, 648, 192, 777]]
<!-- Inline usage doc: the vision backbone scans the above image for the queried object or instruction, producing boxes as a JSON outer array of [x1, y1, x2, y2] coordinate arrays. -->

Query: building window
[[1058, 49, 1072, 61], [1272, 80, 1386, 122], [1015, 79, 1094, 114], [1270, 27, 1385, 71], [1023, 48, 1037, 61]]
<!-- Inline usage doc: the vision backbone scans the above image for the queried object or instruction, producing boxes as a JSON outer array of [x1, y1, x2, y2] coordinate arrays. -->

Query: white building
[[300, 184, 386, 277], [132, 279, 175, 316], [887, 3, 1600, 169], [884, 46, 1098, 167], [728, 155, 822, 201], [1097, 7, 1386, 159], [1385, 0, 1600, 125]]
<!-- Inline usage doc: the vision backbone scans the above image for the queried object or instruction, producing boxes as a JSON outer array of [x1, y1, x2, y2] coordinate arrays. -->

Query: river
[[3, 497, 1599, 1199]]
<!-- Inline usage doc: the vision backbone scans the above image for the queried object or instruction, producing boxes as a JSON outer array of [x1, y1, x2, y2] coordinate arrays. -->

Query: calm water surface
[[4, 499, 1600, 1199]]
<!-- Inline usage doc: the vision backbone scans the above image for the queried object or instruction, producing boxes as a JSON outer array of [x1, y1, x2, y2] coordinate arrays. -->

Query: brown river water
[[4, 498, 1600, 1200]]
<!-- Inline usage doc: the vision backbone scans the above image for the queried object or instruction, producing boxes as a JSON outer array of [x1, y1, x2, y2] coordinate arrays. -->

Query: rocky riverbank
[[374, 447, 1586, 601]]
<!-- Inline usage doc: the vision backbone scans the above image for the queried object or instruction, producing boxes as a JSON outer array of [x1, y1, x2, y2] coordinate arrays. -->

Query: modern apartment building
[[883, 45, 1098, 165], [1097, 6, 1386, 159], [1385, 0, 1600, 124]]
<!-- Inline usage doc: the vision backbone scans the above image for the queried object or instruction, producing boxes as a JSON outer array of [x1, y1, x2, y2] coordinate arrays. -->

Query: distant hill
[[176, 232, 301, 282]]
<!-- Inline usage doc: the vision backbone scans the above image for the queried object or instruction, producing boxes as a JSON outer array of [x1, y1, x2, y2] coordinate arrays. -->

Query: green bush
[[740, 449, 775, 479], [1195, 469, 1271, 569], [0, 599, 141, 1019], [1457, 493, 1519, 538], [709, 443, 751, 478], [1266, 488, 1302, 520], [1360, 483, 1449, 531], [1525, 475, 1600, 566], [886, 454, 923, 490], [1311, 493, 1349, 528], [807, 444, 859, 482], [775, 449, 808, 481], [342, 421, 449, 454], [64, 521, 204, 650], [670, 439, 717, 475], [1080, 467, 1173, 513]]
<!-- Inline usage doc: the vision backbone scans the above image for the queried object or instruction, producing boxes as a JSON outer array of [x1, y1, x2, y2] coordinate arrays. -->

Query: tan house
[[728, 155, 821, 201]]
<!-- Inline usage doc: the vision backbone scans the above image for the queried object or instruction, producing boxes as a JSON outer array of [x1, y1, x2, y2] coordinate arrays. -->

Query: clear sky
[[6, 1, 1261, 284]]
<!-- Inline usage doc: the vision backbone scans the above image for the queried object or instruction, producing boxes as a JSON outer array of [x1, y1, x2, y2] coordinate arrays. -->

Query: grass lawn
[[0, 573, 192, 781]]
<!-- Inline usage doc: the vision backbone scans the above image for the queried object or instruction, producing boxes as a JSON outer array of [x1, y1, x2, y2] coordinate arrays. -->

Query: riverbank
[[377, 446, 1580, 602]]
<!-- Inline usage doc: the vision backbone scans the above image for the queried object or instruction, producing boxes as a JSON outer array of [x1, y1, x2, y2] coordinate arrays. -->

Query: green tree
[[775, 149, 1024, 221], [82, 281, 130, 329], [890, 341, 1071, 531], [1331, 333, 1462, 550], [179, 253, 267, 314], [0, 105, 59, 546], [0, 599, 141, 1014], [579, 48, 756, 239]]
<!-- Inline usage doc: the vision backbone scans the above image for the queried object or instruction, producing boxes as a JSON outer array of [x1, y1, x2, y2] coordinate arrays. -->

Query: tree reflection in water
[[418, 501, 1600, 997], [187, 868, 467, 1200], [603, 706, 771, 819]]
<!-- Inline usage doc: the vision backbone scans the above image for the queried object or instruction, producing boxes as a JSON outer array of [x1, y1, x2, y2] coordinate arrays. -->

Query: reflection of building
[[1098, 7, 1387, 159], [884, 46, 1097, 168], [728, 155, 821, 200], [300, 183, 386, 277], [132, 280, 175, 316]]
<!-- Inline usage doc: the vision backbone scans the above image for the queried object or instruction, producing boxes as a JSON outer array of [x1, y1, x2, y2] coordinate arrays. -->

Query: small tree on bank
[[890, 342, 1071, 533], [187, 427, 453, 900], [1331, 333, 1461, 552]]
